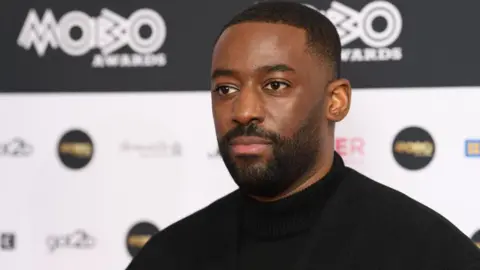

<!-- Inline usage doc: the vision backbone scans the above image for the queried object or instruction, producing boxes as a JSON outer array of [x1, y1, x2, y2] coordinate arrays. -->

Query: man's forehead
[[214, 22, 307, 50], [212, 22, 311, 70]]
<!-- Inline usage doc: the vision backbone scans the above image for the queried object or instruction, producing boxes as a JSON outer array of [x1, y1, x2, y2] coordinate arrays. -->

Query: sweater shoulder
[[125, 190, 240, 269], [343, 167, 449, 224], [341, 167, 477, 245], [338, 167, 480, 265], [146, 189, 239, 245]]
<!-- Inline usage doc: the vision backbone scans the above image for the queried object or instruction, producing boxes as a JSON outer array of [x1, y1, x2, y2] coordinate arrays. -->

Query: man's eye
[[215, 85, 238, 96], [265, 81, 289, 91]]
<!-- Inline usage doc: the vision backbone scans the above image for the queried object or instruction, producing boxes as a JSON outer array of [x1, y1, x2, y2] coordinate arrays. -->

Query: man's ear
[[325, 78, 352, 122]]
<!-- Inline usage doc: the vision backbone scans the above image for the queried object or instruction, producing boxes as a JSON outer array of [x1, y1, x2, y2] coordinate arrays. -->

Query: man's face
[[211, 22, 331, 198]]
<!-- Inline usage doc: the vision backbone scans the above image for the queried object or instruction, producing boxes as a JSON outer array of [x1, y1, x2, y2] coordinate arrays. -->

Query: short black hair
[[219, 1, 341, 79]]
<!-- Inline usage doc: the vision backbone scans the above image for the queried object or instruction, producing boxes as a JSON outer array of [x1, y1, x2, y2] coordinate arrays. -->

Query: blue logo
[[465, 140, 480, 157]]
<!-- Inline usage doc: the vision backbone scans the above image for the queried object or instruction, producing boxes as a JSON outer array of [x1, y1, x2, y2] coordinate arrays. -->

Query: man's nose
[[232, 87, 265, 126]]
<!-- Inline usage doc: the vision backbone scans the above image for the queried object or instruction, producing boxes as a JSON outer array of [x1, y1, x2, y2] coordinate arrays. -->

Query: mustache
[[220, 123, 281, 145]]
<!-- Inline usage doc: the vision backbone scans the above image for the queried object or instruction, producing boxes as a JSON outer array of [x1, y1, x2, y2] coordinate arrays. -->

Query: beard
[[217, 116, 321, 198]]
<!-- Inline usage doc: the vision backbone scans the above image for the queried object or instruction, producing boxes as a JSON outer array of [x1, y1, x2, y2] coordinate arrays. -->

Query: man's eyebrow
[[211, 68, 235, 80], [259, 64, 296, 73], [211, 64, 296, 80]]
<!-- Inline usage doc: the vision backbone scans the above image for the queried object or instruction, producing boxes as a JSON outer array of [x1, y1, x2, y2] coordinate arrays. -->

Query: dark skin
[[211, 22, 351, 202]]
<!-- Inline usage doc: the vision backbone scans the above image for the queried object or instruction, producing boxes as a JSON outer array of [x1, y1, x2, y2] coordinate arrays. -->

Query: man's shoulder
[[341, 167, 478, 247], [339, 168, 480, 266], [126, 191, 240, 269], [148, 189, 240, 245], [170, 189, 239, 229], [343, 167, 450, 226]]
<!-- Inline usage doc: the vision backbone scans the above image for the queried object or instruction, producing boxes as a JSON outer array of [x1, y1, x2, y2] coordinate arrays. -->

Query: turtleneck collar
[[239, 151, 346, 239]]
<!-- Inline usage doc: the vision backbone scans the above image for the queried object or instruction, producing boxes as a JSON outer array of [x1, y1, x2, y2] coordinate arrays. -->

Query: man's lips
[[229, 136, 272, 155], [230, 136, 271, 145]]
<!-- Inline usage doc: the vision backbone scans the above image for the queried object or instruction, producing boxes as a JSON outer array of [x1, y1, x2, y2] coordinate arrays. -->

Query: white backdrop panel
[[0, 87, 479, 269]]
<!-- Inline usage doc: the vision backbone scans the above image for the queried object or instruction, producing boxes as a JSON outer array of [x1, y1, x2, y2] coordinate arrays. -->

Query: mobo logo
[[126, 221, 160, 258], [58, 129, 94, 170], [305, 1, 403, 62], [392, 126, 435, 170], [17, 8, 167, 68]]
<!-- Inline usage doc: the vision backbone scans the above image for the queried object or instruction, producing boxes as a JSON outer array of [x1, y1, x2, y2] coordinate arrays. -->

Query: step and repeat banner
[[2, 0, 480, 91], [1, 0, 480, 269]]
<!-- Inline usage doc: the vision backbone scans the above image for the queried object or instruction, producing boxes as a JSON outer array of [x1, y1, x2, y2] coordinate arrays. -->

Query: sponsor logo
[[126, 221, 160, 257], [465, 139, 480, 157], [392, 126, 435, 170], [335, 137, 365, 163], [58, 129, 94, 170], [0, 138, 33, 157], [46, 229, 95, 253], [306, 1, 403, 62], [1, 233, 15, 250], [120, 141, 182, 158], [17, 8, 167, 68]]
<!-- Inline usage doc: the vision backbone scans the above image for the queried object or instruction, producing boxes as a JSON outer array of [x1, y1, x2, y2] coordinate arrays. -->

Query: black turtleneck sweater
[[238, 154, 344, 269], [126, 152, 480, 270]]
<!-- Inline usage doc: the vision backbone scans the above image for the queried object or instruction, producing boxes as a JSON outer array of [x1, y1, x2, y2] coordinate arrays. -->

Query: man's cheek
[[272, 120, 300, 138]]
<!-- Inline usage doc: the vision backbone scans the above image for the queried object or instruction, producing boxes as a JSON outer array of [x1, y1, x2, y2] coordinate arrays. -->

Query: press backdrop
[[1, 0, 480, 269]]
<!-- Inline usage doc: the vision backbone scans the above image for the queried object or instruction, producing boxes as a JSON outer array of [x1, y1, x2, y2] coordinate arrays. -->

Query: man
[[126, 2, 480, 269]]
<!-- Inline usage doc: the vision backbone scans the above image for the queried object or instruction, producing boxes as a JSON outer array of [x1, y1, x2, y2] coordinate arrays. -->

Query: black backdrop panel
[[1, 0, 479, 92]]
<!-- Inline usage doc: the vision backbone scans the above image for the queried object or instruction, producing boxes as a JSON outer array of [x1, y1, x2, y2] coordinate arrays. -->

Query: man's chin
[[229, 165, 276, 192], [230, 157, 274, 176]]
